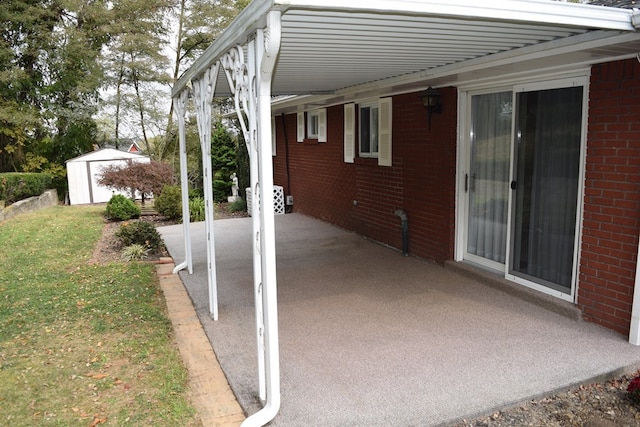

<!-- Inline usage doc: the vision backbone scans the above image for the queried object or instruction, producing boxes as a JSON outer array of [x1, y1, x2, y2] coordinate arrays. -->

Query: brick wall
[[272, 88, 458, 263], [579, 58, 640, 335], [273, 61, 640, 336]]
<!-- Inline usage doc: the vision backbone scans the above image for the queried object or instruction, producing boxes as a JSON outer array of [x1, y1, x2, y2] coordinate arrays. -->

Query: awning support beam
[[172, 88, 193, 275], [192, 63, 221, 321], [220, 11, 282, 427]]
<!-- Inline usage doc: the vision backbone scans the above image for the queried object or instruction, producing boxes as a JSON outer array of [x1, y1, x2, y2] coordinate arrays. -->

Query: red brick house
[[264, 7, 640, 340]]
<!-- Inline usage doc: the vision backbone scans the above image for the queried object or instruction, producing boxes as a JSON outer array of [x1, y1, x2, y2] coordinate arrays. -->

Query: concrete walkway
[[159, 214, 640, 426]]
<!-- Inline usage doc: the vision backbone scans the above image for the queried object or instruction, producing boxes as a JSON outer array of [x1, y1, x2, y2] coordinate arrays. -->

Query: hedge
[[0, 173, 53, 204]]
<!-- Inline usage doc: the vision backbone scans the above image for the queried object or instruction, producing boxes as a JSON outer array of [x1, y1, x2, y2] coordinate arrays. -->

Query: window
[[359, 102, 379, 157], [297, 109, 326, 142], [344, 98, 392, 166], [307, 111, 319, 139]]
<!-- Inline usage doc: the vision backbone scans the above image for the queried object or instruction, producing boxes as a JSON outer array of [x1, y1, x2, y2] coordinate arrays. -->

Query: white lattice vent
[[246, 185, 285, 216]]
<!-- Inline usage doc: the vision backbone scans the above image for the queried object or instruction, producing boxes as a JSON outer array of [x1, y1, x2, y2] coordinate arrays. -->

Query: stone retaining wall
[[0, 189, 58, 222]]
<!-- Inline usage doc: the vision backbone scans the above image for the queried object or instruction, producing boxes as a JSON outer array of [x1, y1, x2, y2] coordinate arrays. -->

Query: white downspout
[[246, 37, 266, 401], [172, 88, 193, 275], [241, 10, 282, 427], [615, 0, 639, 335], [628, 234, 640, 345]]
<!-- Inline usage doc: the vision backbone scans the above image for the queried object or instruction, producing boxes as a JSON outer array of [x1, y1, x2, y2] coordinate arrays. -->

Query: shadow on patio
[[159, 214, 640, 426]]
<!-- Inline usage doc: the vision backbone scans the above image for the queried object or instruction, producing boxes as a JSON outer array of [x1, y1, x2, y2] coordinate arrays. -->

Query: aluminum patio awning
[[174, 0, 640, 103], [170, 2, 640, 426]]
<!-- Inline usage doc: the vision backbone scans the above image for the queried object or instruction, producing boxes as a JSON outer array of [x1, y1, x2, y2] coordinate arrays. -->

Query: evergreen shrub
[[154, 185, 182, 220], [228, 198, 247, 213], [105, 194, 140, 221], [115, 221, 162, 252], [213, 179, 231, 202], [0, 173, 52, 203]]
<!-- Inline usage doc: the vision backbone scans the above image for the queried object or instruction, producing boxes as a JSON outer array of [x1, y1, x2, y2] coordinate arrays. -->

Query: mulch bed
[[90, 203, 247, 264]]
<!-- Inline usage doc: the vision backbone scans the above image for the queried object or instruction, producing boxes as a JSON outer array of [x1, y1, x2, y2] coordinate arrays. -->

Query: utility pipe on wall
[[394, 209, 409, 256]]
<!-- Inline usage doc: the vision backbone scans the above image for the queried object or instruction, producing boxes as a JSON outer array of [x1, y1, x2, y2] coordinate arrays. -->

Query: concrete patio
[[158, 214, 640, 426]]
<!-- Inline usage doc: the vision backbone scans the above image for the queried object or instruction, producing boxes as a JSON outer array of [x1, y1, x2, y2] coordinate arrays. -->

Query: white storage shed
[[66, 148, 150, 205]]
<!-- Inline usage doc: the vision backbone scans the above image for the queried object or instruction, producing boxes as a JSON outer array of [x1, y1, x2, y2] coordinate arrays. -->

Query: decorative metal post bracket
[[221, 10, 282, 427], [191, 64, 221, 321]]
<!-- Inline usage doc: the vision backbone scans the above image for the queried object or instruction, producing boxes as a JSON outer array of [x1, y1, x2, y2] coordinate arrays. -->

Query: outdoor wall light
[[418, 86, 443, 130]]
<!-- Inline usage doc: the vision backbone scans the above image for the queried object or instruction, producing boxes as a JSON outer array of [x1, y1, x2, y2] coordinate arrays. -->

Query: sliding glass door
[[510, 86, 583, 293], [466, 92, 512, 266], [463, 81, 585, 298]]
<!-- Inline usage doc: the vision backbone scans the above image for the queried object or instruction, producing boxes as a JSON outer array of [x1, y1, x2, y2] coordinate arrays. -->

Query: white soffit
[[173, 0, 640, 98]]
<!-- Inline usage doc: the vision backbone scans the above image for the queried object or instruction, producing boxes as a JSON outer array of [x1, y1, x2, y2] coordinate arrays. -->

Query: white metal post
[[221, 42, 267, 399], [192, 64, 220, 321], [247, 38, 268, 402], [173, 88, 193, 275], [241, 11, 282, 427], [220, 12, 282, 426]]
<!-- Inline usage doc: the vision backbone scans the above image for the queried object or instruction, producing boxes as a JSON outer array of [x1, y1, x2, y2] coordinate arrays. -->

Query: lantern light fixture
[[418, 86, 443, 130]]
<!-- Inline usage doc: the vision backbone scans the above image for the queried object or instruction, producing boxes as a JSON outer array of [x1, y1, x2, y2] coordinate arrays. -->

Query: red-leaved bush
[[627, 376, 640, 403], [97, 160, 174, 204]]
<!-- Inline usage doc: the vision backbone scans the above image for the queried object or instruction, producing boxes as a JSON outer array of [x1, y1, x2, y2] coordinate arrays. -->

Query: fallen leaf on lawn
[[85, 372, 109, 379], [89, 415, 107, 426]]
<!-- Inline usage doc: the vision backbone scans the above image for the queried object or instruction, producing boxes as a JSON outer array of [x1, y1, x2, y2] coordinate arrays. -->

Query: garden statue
[[228, 173, 241, 203], [231, 173, 239, 197]]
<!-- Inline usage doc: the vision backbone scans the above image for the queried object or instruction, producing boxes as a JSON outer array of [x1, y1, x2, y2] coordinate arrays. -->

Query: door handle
[[465, 173, 477, 192], [510, 180, 517, 190]]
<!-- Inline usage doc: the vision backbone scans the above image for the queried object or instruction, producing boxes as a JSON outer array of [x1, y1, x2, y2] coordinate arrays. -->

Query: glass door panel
[[510, 86, 583, 292], [467, 92, 512, 264]]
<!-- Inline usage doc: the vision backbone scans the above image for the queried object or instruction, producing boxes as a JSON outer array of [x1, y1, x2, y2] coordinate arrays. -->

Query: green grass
[[0, 206, 198, 426]]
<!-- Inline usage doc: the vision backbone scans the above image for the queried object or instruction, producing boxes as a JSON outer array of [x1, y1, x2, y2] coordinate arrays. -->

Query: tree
[[0, 0, 109, 194], [101, 0, 172, 152], [158, 0, 248, 162], [0, 0, 58, 172], [211, 121, 237, 201], [97, 160, 174, 204]]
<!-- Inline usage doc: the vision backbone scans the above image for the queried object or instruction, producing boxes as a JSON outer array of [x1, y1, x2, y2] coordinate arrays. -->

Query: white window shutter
[[344, 104, 355, 163], [271, 116, 276, 156], [297, 112, 305, 142], [318, 108, 327, 142], [378, 97, 392, 167]]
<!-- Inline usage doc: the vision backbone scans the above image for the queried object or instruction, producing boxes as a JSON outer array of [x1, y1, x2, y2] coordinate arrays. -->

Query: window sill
[[354, 157, 378, 165]]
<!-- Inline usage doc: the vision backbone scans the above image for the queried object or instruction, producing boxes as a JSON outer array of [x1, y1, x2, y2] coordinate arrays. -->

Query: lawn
[[0, 205, 199, 426]]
